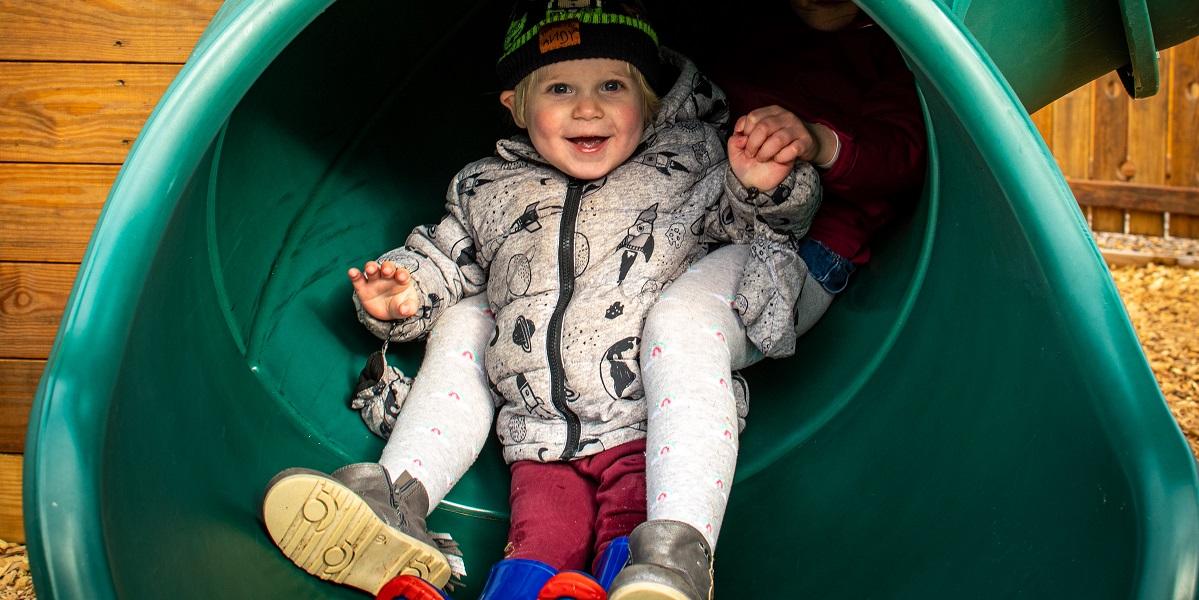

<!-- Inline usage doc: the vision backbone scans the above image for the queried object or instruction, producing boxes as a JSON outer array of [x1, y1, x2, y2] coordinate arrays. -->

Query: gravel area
[[1095, 231, 1199, 258], [1100, 233, 1199, 457]]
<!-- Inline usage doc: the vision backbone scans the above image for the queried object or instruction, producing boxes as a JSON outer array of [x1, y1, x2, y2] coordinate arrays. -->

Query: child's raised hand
[[729, 134, 794, 192], [348, 260, 421, 321], [729, 105, 835, 191]]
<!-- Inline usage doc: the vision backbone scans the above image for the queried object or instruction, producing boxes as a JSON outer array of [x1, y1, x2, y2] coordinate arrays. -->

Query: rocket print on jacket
[[509, 202, 544, 234], [516, 373, 555, 420], [616, 204, 658, 284], [456, 173, 493, 197], [634, 151, 689, 176]]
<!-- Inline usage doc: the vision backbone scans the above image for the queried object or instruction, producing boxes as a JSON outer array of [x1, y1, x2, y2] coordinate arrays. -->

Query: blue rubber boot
[[478, 558, 557, 600], [536, 536, 631, 600], [593, 536, 631, 591]]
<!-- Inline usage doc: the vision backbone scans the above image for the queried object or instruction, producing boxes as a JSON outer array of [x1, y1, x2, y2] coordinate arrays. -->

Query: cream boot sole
[[609, 581, 694, 600], [262, 470, 451, 593]]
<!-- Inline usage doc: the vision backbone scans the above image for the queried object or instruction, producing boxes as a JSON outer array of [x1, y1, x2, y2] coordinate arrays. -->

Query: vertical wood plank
[[1052, 82, 1104, 229], [1126, 51, 1172, 235], [1052, 82, 1094, 178], [1091, 73, 1130, 181], [1169, 38, 1199, 238], [1029, 105, 1054, 151], [0, 453, 22, 543], [0, 360, 40, 454], [1090, 72, 1130, 232]]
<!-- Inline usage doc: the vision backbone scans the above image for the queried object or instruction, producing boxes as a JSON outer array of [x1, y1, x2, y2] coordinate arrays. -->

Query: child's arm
[[354, 171, 489, 342], [703, 123, 822, 245], [698, 120, 824, 359]]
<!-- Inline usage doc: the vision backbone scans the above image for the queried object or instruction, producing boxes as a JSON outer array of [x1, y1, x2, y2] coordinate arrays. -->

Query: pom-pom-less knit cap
[[496, 0, 661, 90]]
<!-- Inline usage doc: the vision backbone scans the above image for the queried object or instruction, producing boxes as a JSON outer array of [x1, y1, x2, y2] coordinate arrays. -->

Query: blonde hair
[[509, 62, 660, 128]]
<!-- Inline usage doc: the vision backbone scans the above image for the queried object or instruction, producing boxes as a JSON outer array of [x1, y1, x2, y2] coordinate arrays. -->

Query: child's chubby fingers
[[380, 263, 414, 287], [348, 267, 374, 295], [744, 122, 777, 158], [728, 132, 749, 152], [362, 260, 382, 279]]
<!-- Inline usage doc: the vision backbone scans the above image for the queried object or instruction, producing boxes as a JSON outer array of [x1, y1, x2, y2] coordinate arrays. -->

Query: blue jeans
[[799, 238, 855, 294]]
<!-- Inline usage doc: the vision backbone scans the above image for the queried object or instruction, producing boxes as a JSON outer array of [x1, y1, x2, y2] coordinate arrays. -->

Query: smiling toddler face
[[503, 58, 647, 181]]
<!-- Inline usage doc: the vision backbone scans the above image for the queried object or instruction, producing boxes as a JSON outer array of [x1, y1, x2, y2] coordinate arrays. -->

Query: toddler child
[[261, 1, 820, 599]]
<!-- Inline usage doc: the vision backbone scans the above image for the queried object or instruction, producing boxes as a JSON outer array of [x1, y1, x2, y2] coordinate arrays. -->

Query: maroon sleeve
[[813, 40, 927, 204]]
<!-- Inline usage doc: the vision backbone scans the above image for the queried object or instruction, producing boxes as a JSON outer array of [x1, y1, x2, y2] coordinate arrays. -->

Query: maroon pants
[[505, 439, 647, 572]]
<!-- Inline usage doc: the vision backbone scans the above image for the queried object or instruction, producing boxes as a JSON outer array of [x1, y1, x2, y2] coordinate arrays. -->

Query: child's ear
[[499, 90, 524, 128]]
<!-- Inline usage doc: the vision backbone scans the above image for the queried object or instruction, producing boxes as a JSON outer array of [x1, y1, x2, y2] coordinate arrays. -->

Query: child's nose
[[573, 94, 603, 119]]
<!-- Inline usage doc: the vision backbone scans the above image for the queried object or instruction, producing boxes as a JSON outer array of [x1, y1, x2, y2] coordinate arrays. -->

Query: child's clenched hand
[[729, 105, 833, 191], [349, 260, 421, 321]]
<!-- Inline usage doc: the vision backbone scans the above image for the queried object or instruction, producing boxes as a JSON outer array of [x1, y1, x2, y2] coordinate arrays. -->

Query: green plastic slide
[[23, 0, 1199, 597]]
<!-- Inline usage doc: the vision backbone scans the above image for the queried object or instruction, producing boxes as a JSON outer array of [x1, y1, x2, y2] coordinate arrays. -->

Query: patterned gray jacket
[[357, 49, 820, 463]]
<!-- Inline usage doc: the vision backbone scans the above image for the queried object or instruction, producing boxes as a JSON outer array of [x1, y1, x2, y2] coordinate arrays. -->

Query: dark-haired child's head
[[791, 0, 862, 31]]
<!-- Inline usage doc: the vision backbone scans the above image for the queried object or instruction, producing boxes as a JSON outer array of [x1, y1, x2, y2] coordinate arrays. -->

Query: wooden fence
[[0, 0, 225, 542], [0, 3, 1197, 544], [1031, 37, 1199, 237]]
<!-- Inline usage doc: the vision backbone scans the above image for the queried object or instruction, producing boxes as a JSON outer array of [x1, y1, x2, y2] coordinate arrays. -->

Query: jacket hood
[[653, 48, 729, 129]]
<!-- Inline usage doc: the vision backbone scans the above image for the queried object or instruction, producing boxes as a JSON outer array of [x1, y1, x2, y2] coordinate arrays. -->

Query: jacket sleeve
[[355, 170, 489, 342], [692, 150, 823, 359], [702, 159, 822, 245]]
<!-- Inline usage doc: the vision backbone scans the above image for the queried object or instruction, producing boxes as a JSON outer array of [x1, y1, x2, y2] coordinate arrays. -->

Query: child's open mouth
[[568, 136, 609, 152]]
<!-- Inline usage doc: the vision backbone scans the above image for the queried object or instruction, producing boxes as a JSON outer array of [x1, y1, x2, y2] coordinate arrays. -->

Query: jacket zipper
[[548, 180, 584, 460]]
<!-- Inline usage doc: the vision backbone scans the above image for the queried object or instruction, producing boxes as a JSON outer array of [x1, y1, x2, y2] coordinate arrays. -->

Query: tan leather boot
[[608, 520, 714, 600], [262, 463, 453, 594]]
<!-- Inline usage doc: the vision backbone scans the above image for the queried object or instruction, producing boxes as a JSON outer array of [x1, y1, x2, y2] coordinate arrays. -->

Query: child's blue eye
[[602, 80, 624, 92], [550, 83, 570, 94]]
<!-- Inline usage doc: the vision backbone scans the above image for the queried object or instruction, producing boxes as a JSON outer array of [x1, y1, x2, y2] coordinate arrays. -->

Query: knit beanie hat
[[496, 0, 662, 91]]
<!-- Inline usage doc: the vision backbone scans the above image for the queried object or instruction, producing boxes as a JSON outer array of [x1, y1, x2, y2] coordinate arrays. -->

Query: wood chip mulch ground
[[0, 541, 33, 600], [1102, 233, 1199, 457], [1, 234, 1196, 599]]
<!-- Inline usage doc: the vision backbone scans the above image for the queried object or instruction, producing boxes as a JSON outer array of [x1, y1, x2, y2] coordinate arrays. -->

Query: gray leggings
[[641, 244, 831, 548]]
